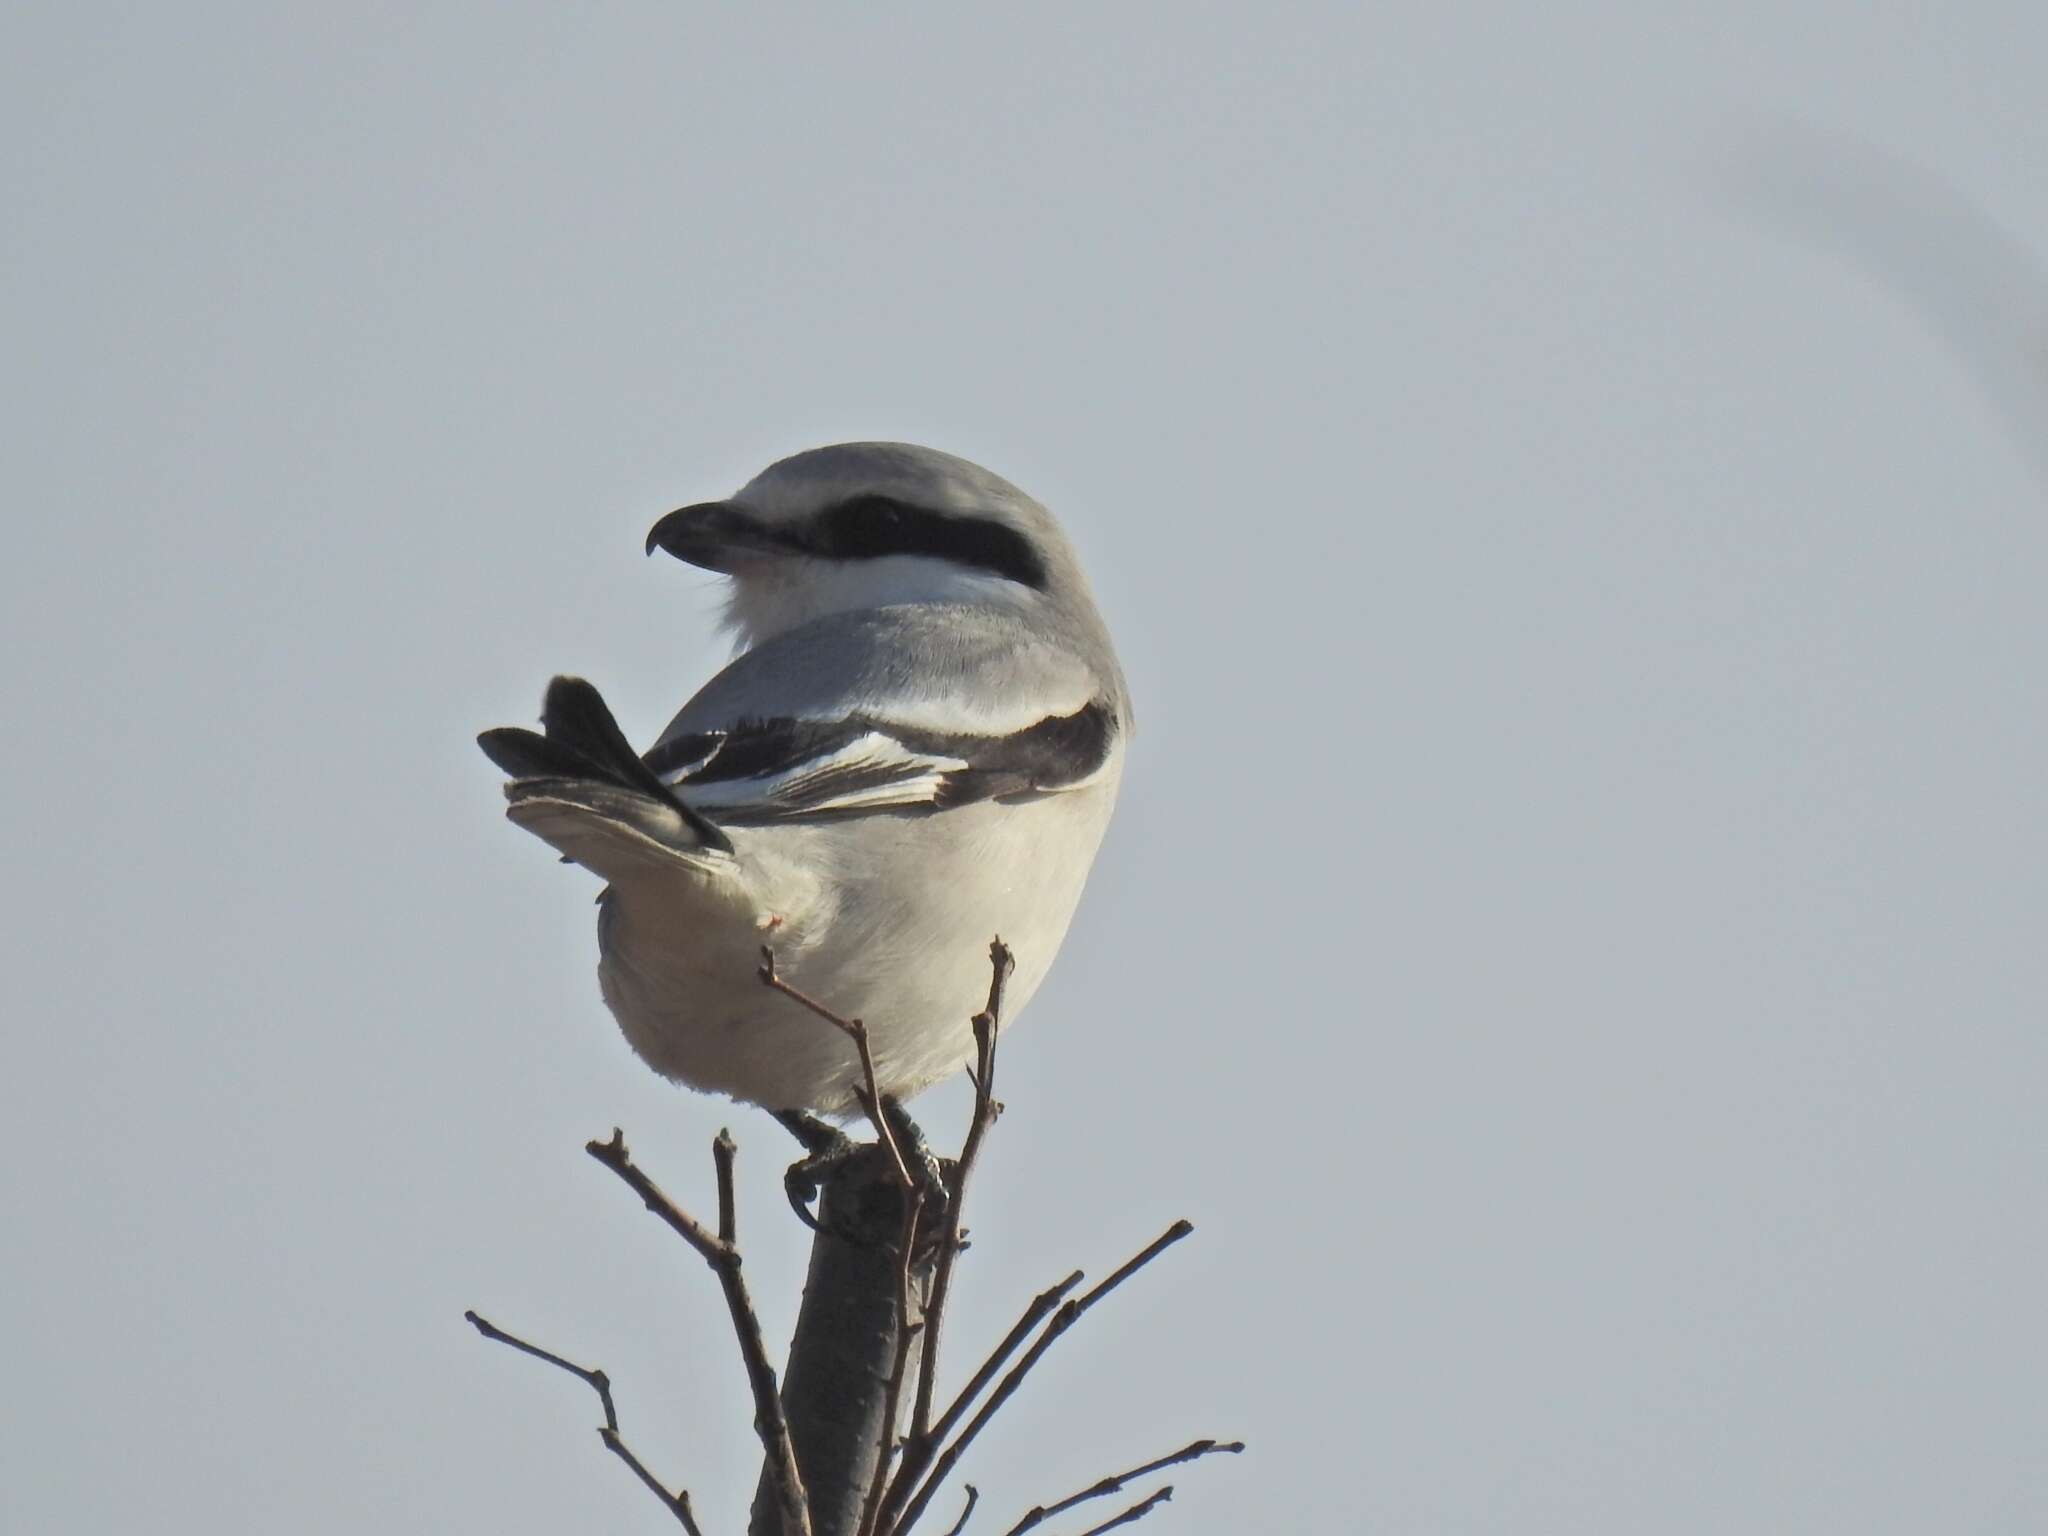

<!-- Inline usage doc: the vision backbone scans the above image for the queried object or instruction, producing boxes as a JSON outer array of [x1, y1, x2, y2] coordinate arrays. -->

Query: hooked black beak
[[644, 501, 797, 571]]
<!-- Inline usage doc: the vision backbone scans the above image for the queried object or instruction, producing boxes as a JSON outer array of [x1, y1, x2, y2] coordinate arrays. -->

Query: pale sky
[[4, 4, 2045, 1532]]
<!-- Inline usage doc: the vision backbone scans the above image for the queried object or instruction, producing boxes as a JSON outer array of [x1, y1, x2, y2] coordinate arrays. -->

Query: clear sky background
[[5, 5, 2044, 1533]]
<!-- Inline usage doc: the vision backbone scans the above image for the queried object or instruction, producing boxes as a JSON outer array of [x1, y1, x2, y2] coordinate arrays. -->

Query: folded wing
[[644, 603, 1121, 823]]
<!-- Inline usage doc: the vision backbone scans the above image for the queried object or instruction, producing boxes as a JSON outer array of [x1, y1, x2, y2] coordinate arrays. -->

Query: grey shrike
[[479, 443, 1130, 1118]]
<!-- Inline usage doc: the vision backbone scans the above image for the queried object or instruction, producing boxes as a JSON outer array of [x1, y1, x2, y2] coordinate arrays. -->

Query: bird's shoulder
[[660, 603, 1108, 740]]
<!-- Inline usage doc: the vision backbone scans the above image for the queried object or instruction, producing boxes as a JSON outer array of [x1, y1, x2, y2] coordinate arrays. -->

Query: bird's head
[[646, 443, 1092, 647]]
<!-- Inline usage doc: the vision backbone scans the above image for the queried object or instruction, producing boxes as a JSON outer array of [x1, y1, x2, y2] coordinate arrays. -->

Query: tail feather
[[477, 723, 606, 782], [479, 676, 734, 867], [539, 677, 683, 810], [503, 778, 724, 881]]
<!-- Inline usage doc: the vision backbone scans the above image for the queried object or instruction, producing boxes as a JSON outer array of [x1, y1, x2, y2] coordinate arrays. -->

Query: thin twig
[[926, 1270, 1085, 1447], [878, 1269, 1084, 1530], [912, 940, 1013, 1448], [585, 1129, 812, 1536], [463, 1310, 618, 1432], [858, 1185, 928, 1536], [941, 1484, 980, 1536], [585, 1128, 727, 1262], [1002, 1442, 1243, 1534], [599, 1428, 709, 1535], [713, 1128, 738, 1247], [757, 946, 967, 1536], [759, 947, 915, 1189], [463, 1310, 703, 1534], [889, 1223, 1195, 1536], [1071, 1485, 1172, 1536]]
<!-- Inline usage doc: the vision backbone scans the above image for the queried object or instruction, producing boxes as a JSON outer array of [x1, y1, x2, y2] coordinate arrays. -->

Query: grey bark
[[749, 1146, 939, 1536]]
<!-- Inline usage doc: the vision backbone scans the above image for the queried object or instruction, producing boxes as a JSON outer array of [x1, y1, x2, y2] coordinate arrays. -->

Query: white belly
[[592, 774, 1119, 1113]]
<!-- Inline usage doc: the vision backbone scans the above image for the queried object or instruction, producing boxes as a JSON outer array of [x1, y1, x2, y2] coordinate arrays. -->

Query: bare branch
[[714, 1128, 738, 1247], [463, 1309, 618, 1433], [585, 1128, 812, 1536], [1070, 1485, 1172, 1536], [882, 1267, 1084, 1527], [600, 1427, 708, 1535], [585, 1128, 727, 1263], [928, 1269, 1084, 1445], [889, 1223, 1196, 1535], [754, 943, 969, 1536], [857, 1186, 928, 1536], [463, 1310, 702, 1534], [1001, 1441, 1243, 1535], [759, 947, 915, 1189], [912, 939, 1014, 1447], [941, 1484, 980, 1536], [472, 944, 1235, 1536]]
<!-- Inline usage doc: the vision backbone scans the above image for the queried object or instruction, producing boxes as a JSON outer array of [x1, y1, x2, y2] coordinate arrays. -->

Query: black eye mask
[[811, 494, 1049, 590]]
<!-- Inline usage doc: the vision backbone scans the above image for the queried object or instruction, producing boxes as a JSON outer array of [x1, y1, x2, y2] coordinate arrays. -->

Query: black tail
[[479, 676, 733, 854]]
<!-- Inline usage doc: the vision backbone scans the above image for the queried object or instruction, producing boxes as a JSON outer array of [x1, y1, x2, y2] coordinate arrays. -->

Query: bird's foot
[[878, 1094, 951, 1210], [772, 1102, 950, 1240], [773, 1109, 856, 1233]]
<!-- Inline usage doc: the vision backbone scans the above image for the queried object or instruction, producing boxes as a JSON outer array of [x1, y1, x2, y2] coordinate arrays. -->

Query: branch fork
[[467, 937, 1241, 1536]]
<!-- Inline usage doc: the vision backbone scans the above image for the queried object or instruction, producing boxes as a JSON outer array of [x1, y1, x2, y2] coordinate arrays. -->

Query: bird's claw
[[774, 1109, 856, 1233], [772, 1103, 949, 1242]]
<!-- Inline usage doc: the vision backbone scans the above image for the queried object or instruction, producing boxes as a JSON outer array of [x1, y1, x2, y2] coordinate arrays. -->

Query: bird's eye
[[863, 497, 905, 527]]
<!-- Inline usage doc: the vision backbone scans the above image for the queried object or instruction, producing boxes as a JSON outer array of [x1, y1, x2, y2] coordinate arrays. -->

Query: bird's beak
[[644, 501, 795, 572]]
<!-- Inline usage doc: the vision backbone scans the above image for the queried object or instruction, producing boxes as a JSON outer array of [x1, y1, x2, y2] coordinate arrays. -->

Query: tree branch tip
[[1083, 1486, 1171, 1535], [942, 1482, 982, 1536]]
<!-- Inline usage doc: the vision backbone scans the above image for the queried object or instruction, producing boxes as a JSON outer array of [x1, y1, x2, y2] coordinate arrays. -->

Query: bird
[[478, 442, 1130, 1130]]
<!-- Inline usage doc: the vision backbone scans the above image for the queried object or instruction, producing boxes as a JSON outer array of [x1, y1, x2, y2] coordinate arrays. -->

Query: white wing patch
[[678, 730, 970, 819]]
